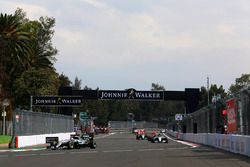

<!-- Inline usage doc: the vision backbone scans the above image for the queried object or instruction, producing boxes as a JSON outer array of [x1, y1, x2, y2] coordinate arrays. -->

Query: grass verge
[[0, 135, 11, 144]]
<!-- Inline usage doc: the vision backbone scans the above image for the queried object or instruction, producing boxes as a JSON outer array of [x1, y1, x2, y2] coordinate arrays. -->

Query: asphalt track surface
[[0, 132, 250, 167]]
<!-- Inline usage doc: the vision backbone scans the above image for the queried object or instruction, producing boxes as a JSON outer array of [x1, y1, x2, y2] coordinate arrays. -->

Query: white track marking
[[167, 147, 190, 150], [40, 152, 65, 156], [70, 151, 98, 154], [15, 154, 37, 157], [95, 132, 116, 139], [138, 148, 164, 152], [0, 150, 9, 153], [163, 133, 199, 148], [119, 132, 131, 134], [103, 149, 133, 153]]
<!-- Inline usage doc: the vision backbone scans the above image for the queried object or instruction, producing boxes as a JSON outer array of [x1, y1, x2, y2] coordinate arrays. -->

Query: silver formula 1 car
[[46, 134, 97, 150], [151, 133, 168, 143]]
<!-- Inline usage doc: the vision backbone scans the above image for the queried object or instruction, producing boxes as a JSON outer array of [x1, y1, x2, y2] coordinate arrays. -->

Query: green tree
[[229, 74, 250, 94], [25, 18, 57, 69], [0, 12, 33, 69], [13, 68, 60, 108], [0, 12, 33, 93], [73, 77, 82, 90], [199, 84, 227, 108], [151, 83, 165, 90], [210, 84, 227, 98], [59, 73, 72, 87], [149, 83, 166, 121], [0, 9, 59, 111]]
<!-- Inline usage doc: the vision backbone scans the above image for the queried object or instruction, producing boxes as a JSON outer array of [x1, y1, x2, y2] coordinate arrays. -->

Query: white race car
[[151, 133, 168, 143], [46, 134, 96, 150]]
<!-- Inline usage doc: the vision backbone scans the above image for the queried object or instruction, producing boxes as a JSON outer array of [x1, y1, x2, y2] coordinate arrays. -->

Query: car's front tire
[[68, 141, 74, 149]]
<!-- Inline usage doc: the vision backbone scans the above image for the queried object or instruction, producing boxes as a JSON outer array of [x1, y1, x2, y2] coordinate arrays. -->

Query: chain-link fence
[[14, 109, 74, 136], [0, 121, 13, 135], [109, 121, 158, 130], [168, 86, 250, 135]]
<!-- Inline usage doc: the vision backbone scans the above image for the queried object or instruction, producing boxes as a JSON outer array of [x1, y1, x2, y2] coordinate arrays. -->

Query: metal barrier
[[0, 120, 13, 135], [14, 109, 74, 136], [109, 121, 158, 130], [166, 130, 250, 157], [169, 86, 250, 135]]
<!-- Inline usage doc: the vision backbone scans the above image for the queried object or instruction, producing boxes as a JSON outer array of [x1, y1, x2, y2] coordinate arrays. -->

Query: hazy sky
[[1, 0, 250, 91]]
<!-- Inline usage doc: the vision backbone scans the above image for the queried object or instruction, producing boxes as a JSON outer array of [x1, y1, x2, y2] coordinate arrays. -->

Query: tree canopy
[[0, 9, 67, 112], [229, 74, 250, 94]]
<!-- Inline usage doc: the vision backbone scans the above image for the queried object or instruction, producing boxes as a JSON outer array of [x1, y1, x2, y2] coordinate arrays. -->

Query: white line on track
[[138, 148, 164, 152], [119, 132, 131, 134], [11, 149, 30, 152], [15, 154, 37, 157], [103, 149, 133, 153], [40, 152, 65, 156], [167, 147, 190, 150], [163, 133, 199, 148], [0, 150, 9, 153], [95, 132, 116, 139], [70, 151, 98, 154]]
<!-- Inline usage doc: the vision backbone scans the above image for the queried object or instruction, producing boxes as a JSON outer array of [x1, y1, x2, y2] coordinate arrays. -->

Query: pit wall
[[15, 132, 75, 148], [167, 130, 250, 157]]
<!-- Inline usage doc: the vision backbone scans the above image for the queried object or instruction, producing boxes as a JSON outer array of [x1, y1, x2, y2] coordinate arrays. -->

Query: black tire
[[50, 141, 57, 150], [153, 138, 158, 143], [74, 143, 80, 149], [90, 140, 97, 149], [68, 141, 74, 149]]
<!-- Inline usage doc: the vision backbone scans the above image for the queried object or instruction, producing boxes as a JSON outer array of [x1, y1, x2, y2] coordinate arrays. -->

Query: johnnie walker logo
[[127, 88, 136, 99]]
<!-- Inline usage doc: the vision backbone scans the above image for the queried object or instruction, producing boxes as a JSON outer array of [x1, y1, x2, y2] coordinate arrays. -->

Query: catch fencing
[[168, 85, 250, 135], [14, 109, 74, 136], [109, 121, 158, 130]]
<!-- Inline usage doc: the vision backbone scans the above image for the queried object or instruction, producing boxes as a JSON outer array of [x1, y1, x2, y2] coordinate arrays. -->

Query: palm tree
[[1, 10, 58, 109], [0, 14, 32, 67], [0, 13, 33, 76], [0, 12, 34, 105]]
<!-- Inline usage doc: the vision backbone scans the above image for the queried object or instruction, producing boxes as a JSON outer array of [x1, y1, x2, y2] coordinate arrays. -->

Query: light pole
[[2, 99, 9, 135], [207, 76, 210, 105]]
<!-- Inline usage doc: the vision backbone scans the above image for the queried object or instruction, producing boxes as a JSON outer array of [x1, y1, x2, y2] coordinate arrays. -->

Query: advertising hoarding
[[226, 98, 237, 133]]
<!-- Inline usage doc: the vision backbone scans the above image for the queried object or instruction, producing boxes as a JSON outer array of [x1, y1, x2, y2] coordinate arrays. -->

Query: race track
[[0, 132, 250, 167]]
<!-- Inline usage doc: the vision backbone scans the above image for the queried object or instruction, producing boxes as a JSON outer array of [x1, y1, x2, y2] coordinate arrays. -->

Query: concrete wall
[[167, 130, 250, 157], [16, 132, 75, 148]]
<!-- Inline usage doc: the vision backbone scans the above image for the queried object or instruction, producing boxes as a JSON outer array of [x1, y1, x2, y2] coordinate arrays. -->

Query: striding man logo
[[127, 88, 136, 99], [57, 97, 62, 104]]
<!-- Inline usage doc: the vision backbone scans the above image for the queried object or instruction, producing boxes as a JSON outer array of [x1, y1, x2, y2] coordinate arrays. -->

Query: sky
[[1, 0, 250, 91]]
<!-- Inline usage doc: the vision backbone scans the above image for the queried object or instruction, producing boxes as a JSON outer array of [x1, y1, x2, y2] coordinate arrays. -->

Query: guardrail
[[166, 130, 250, 157]]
